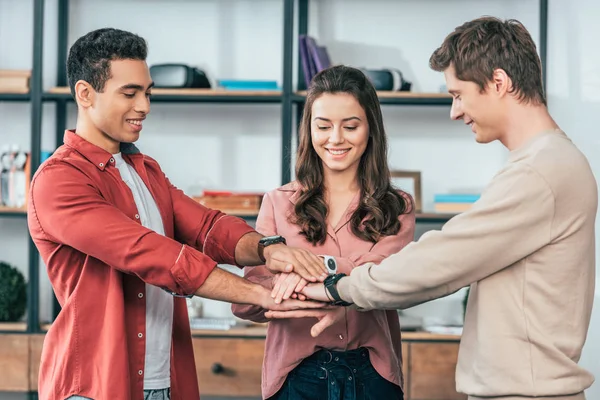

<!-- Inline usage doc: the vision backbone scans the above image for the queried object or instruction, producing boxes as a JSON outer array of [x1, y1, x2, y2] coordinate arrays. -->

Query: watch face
[[326, 258, 336, 272]]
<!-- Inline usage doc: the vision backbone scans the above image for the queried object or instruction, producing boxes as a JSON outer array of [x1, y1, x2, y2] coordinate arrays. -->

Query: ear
[[491, 68, 511, 98], [74, 80, 95, 108]]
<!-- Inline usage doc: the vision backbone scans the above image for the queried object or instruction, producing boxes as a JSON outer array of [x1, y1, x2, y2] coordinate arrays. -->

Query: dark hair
[[67, 28, 148, 98], [293, 65, 411, 245], [429, 16, 545, 105]]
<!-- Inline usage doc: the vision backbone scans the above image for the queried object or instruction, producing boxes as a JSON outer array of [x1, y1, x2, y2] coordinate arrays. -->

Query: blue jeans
[[269, 347, 403, 400], [67, 388, 170, 400]]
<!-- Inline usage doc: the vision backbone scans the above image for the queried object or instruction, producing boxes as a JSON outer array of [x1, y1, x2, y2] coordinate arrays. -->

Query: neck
[[75, 113, 120, 154], [500, 102, 559, 151], [323, 165, 360, 195]]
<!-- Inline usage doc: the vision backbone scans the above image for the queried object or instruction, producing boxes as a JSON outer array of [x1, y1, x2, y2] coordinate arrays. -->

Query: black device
[[324, 273, 353, 306], [361, 68, 412, 91], [257, 235, 287, 262], [149, 63, 211, 88]]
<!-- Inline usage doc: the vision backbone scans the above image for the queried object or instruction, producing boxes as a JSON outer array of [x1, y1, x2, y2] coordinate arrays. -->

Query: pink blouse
[[232, 181, 416, 399]]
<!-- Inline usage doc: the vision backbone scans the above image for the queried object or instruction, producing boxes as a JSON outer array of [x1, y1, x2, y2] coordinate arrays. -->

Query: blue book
[[434, 194, 481, 203]]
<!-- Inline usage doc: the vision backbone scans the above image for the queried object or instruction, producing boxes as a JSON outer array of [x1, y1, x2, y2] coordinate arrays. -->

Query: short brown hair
[[429, 16, 546, 105]]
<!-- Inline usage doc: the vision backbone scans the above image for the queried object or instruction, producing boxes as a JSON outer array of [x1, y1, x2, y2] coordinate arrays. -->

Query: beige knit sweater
[[338, 129, 597, 399]]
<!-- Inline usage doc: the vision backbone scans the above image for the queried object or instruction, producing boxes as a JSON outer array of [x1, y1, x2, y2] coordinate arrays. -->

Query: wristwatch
[[257, 235, 286, 262], [323, 273, 352, 306], [322, 255, 337, 275]]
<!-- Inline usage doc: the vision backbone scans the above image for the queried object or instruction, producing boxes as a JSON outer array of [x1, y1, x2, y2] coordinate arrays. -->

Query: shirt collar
[[63, 129, 141, 171]]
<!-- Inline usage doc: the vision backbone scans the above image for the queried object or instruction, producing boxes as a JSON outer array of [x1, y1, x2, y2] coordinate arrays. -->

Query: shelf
[[0, 322, 27, 333], [44, 87, 283, 104], [0, 92, 30, 102], [190, 324, 460, 341], [416, 212, 457, 223], [0, 206, 27, 218], [293, 91, 452, 106]]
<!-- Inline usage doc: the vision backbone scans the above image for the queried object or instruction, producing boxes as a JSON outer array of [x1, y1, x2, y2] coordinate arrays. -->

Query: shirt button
[[110, 157, 115, 163], [138, 333, 143, 338], [99, 162, 104, 167], [348, 376, 353, 381], [138, 370, 143, 375], [339, 334, 343, 340], [135, 214, 140, 219], [138, 293, 144, 298]]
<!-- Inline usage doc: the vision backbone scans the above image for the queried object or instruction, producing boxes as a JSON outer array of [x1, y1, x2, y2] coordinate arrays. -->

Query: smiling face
[[76, 59, 153, 153], [444, 64, 505, 144], [310, 92, 369, 179]]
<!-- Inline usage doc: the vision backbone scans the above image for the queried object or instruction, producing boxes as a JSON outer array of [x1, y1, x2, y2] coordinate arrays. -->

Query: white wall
[[1, 1, 597, 391], [547, 0, 600, 395]]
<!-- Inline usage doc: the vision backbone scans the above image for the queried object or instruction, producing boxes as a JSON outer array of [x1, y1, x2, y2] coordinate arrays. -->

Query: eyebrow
[[313, 116, 361, 122], [448, 89, 459, 96], [119, 82, 155, 91]]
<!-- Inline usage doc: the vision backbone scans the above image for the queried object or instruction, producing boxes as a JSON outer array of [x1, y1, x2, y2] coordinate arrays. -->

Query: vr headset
[[149, 64, 211, 88], [361, 68, 412, 91]]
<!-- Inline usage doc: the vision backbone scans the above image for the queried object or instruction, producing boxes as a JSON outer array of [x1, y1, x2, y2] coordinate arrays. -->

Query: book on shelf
[[192, 190, 264, 215], [433, 193, 480, 213], [0, 70, 31, 93]]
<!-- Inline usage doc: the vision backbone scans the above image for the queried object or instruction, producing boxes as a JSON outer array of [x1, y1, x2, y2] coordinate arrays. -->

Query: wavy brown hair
[[293, 65, 411, 245]]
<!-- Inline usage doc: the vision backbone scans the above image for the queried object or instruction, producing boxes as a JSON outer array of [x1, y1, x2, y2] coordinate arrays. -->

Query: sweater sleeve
[[337, 164, 555, 310]]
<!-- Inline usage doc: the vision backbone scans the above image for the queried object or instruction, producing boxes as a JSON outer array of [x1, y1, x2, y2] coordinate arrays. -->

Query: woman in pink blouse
[[232, 65, 415, 400]]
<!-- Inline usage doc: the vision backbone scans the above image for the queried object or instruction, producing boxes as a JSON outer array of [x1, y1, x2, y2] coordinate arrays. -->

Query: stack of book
[[193, 190, 263, 216], [433, 193, 480, 213], [299, 35, 332, 87], [0, 70, 30, 93]]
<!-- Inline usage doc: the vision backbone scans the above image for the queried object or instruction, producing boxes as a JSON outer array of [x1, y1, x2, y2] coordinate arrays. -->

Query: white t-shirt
[[113, 152, 173, 390]]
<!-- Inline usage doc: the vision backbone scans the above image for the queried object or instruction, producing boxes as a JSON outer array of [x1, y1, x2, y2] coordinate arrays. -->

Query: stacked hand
[[263, 244, 328, 283], [260, 245, 345, 337]]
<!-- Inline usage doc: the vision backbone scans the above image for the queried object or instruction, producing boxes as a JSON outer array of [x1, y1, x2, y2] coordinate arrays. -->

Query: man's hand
[[263, 244, 328, 283], [265, 307, 345, 337], [271, 272, 308, 304]]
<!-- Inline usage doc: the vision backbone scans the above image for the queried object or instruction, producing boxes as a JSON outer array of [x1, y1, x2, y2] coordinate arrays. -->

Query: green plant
[[0, 261, 27, 322]]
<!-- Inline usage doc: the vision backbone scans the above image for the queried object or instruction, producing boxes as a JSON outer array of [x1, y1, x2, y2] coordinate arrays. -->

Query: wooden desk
[[1, 326, 464, 399]]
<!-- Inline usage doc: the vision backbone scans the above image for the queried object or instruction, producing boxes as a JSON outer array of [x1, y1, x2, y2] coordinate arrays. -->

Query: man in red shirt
[[27, 28, 327, 400]]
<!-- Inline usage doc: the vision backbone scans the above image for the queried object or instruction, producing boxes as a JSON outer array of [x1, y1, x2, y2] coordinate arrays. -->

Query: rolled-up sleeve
[[28, 162, 217, 296], [168, 181, 255, 266]]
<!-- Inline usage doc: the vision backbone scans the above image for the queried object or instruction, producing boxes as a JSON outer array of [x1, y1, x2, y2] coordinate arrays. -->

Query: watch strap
[[324, 273, 352, 306]]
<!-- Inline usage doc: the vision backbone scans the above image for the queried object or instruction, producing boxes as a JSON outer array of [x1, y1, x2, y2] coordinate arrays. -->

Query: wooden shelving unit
[[293, 90, 452, 105], [0, 206, 27, 218], [44, 86, 282, 103]]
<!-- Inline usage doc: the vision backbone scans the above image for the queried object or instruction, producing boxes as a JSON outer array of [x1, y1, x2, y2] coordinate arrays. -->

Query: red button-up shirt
[[27, 130, 255, 400]]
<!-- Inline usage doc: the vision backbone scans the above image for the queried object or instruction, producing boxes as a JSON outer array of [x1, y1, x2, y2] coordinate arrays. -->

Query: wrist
[[253, 284, 271, 309], [263, 242, 286, 261]]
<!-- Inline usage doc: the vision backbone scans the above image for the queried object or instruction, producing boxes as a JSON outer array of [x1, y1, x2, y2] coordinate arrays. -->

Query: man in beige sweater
[[266, 17, 598, 400]]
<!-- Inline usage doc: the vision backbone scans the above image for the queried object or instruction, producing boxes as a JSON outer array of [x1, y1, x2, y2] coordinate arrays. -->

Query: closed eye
[[345, 126, 357, 131]]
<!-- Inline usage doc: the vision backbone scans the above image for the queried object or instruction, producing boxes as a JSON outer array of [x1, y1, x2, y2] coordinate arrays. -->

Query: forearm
[[337, 168, 555, 310], [194, 266, 267, 306], [231, 267, 274, 323], [234, 232, 264, 266]]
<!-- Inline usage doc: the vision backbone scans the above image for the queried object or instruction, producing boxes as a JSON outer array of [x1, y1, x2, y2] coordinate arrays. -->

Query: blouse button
[[138, 293, 144, 298], [339, 334, 343, 340], [138, 333, 143, 338], [138, 370, 143, 375], [135, 214, 140, 220], [110, 157, 115, 163], [99, 162, 104, 167]]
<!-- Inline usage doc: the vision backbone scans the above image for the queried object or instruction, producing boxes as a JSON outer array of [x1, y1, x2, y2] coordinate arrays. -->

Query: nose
[[328, 125, 344, 144], [134, 93, 150, 115], [450, 98, 463, 121]]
